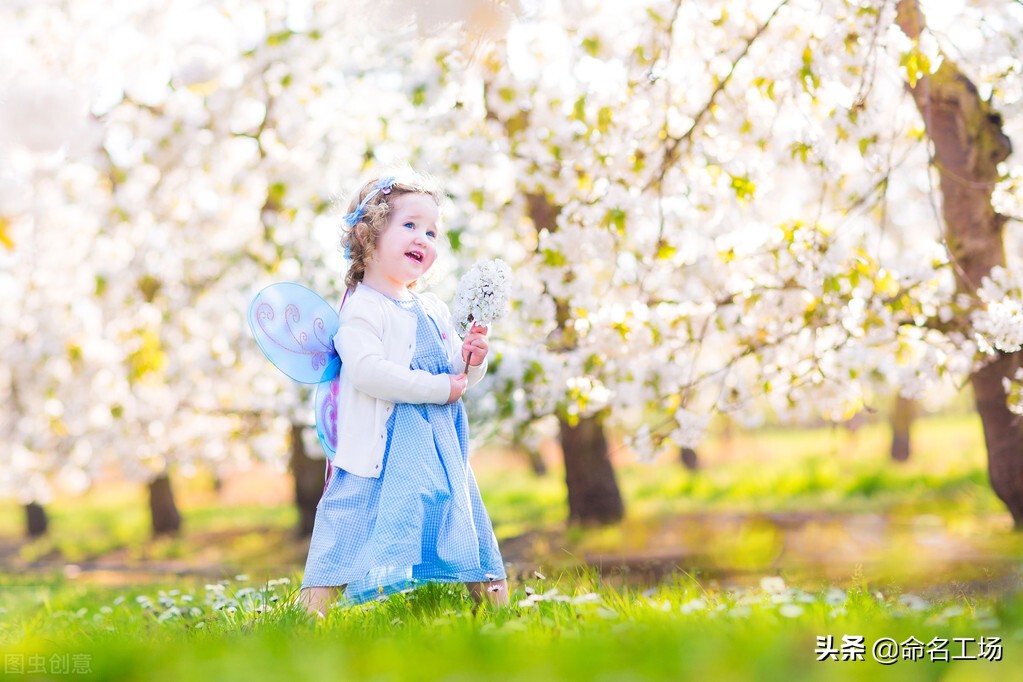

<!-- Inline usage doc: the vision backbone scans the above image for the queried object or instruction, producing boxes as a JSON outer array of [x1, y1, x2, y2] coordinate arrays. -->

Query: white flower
[[973, 266, 1023, 353], [452, 259, 512, 335], [779, 604, 804, 618], [627, 424, 656, 463], [572, 593, 602, 605], [824, 588, 846, 605], [974, 300, 1023, 353], [680, 598, 707, 614], [669, 407, 710, 450], [897, 594, 928, 611]]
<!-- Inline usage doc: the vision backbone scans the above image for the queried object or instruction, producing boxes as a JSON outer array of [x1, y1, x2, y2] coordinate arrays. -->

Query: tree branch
[[646, 0, 790, 191]]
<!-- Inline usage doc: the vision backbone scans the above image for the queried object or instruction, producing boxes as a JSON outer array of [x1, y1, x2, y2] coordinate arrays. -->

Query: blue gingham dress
[[301, 295, 506, 604]]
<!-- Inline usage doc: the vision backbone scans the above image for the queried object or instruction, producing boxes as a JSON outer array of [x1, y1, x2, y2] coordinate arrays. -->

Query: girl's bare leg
[[296, 586, 345, 617], [466, 579, 509, 607]]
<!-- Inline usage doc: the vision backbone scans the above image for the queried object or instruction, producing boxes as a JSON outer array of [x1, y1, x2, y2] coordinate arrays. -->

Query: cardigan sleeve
[[337, 297, 451, 405]]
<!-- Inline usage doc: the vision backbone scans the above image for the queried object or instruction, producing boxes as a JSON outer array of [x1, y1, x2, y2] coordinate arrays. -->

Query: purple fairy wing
[[248, 282, 340, 384], [314, 366, 340, 460]]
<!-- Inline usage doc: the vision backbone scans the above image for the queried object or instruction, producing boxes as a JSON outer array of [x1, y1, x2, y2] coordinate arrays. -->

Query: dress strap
[[322, 459, 332, 495]]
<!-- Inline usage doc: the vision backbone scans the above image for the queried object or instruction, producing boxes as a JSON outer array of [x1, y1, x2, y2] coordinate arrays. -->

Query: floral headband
[[341, 176, 396, 260]]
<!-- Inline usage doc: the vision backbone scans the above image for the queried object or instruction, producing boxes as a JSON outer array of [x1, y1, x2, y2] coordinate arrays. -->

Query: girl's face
[[369, 193, 440, 289]]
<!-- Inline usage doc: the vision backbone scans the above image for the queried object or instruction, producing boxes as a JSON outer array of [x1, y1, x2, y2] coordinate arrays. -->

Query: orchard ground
[[2, 412, 1022, 680]]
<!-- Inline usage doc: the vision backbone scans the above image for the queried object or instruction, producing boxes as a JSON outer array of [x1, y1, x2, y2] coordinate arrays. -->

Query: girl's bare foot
[[466, 579, 509, 610], [296, 586, 344, 617]]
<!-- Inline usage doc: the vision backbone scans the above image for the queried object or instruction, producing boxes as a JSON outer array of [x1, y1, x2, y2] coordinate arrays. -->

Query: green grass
[[2, 413, 1022, 679], [1, 570, 1018, 681]]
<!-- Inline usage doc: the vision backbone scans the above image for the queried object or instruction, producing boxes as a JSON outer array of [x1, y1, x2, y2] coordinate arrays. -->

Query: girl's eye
[[404, 222, 415, 229], [426, 231, 436, 238]]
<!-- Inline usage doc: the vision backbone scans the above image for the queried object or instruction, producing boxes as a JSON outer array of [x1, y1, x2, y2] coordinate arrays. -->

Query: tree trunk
[[148, 473, 182, 536], [290, 421, 323, 537], [525, 190, 625, 523], [525, 446, 548, 476], [890, 395, 916, 462], [974, 355, 1023, 525], [680, 447, 699, 471], [896, 1, 1022, 523], [559, 415, 624, 524], [513, 427, 548, 476], [25, 502, 48, 537]]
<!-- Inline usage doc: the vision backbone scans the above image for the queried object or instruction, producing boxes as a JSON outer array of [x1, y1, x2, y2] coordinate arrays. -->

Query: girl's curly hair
[[340, 171, 442, 291]]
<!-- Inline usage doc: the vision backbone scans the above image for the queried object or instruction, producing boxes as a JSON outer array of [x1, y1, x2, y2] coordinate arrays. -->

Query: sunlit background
[[3, 0, 1023, 677], [2, 4, 1023, 671]]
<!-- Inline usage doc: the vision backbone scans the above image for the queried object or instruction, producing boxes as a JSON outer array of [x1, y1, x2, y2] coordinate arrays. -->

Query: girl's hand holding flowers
[[462, 324, 489, 367], [453, 259, 510, 374]]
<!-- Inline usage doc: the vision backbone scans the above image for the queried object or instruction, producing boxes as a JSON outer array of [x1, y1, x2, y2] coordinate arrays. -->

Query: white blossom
[[452, 259, 512, 335], [974, 267, 1023, 353], [668, 407, 711, 451], [976, 300, 1023, 353], [626, 425, 656, 464], [3, 0, 1022, 503]]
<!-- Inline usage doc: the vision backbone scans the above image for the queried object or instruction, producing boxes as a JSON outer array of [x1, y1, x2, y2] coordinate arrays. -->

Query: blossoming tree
[[439, 0, 1023, 523], [3, 0, 1022, 532]]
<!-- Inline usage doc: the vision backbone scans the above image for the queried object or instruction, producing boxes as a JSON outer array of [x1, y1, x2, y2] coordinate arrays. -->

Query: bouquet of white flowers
[[453, 258, 511, 372]]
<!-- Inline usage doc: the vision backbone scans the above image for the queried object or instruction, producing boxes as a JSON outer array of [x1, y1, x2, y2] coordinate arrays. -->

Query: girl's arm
[[337, 304, 451, 405]]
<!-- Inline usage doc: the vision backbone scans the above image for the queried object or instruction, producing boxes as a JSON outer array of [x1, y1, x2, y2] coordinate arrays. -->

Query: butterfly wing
[[248, 282, 340, 384], [314, 361, 341, 461]]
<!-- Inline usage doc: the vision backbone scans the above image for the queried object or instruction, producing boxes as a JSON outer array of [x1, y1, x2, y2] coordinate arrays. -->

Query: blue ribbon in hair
[[342, 176, 396, 260]]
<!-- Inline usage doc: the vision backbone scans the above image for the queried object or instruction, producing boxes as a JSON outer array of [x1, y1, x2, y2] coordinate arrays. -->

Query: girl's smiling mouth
[[405, 250, 424, 262]]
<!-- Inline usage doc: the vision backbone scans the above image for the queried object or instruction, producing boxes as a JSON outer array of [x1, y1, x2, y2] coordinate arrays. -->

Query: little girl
[[297, 171, 509, 616]]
